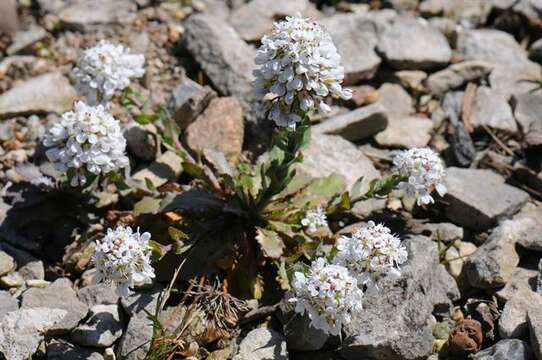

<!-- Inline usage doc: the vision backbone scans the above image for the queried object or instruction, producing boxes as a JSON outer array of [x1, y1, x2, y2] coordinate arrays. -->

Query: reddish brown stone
[[448, 318, 483, 356]]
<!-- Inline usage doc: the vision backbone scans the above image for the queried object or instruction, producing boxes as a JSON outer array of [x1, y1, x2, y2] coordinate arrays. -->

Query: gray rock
[[340, 236, 459, 360], [313, 103, 388, 142], [321, 13, 381, 83], [426, 60, 494, 95], [21, 278, 89, 333], [529, 38, 542, 63], [233, 328, 288, 360], [7, 25, 48, 55], [528, 307, 542, 360], [458, 29, 529, 66], [118, 311, 153, 360], [375, 116, 433, 148], [47, 339, 104, 360], [183, 13, 256, 112], [496, 267, 539, 302], [410, 222, 464, 243], [120, 287, 162, 317], [469, 86, 517, 133], [0, 73, 77, 119], [229, 0, 311, 42], [377, 15, 452, 70], [124, 125, 157, 162], [168, 77, 216, 130], [499, 289, 542, 339], [0, 0, 18, 35], [77, 284, 119, 308], [473, 339, 533, 360], [513, 93, 542, 147], [0, 244, 44, 281], [58, 0, 137, 31], [514, 206, 542, 251], [0, 291, 18, 320], [442, 167, 529, 231], [489, 61, 541, 100], [376, 83, 414, 118], [71, 304, 123, 347], [130, 150, 183, 189], [0, 251, 15, 276], [0, 307, 67, 360], [279, 300, 330, 351]]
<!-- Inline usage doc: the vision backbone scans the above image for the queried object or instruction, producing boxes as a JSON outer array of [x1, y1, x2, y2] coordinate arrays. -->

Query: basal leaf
[[255, 227, 285, 259]]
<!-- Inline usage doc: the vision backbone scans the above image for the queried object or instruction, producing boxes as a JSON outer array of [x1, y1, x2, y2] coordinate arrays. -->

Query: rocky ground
[[1, 0, 542, 359]]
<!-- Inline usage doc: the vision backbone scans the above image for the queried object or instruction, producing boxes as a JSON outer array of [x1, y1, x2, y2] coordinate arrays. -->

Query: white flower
[[289, 257, 363, 335], [43, 101, 129, 187], [93, 226, 155, 297], [74, 40, 145, 100], [393, 147, 447, 206], [334, 221, 408, 287], [254, 15, 351, 129], [301, 207, 328, 233]]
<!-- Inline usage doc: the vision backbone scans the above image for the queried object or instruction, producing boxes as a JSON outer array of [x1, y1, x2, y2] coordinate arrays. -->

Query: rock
[[340, 236, 459, 360], [0, 0, 18, 35], [377, 15, 452, 70], [0, 251, 15, 276], [131, 150, 183, 189], [538, 259, 542, 295], [77, 284, 119, 308], [469, 86, 517, 133], [124, 124, 157, 162], [385, 0, 419, 10], [376, 83, 414, 118], [168, 77, 216, 130], [426, 60, 493, 96], [445, 246, 462, 278], [395, 70, 428, 92], [529, 38, 542, 63], [120, 287, 162, 317], [442, 167, 529, 231], [513, 93, 542, 147], [233, 328, 288, 360], [7, 25, 47, 55], [183, 13, 256, 112], [499, 289, 542, 339], [512, 0, 542, 25], [10, 250, 44, 281], [229, 0, 311, 42], [528, 307, 542, 360], [457, 29, 529, 66], [71, 304, 123, 347], [58, 0, 137, 31], [278, 300, 330, 351], [0, 307, 67, 360], [473, 339, 533, 360], [313, 103, 388, 142], [496, 267, 538, 302], [0, 291, 18, 320], [375, 116, 433, 148], [0, 73, 77, 119], [410, 222, 464, 243], [47, 339, 104, 360], [321, 13, 381, 83], [489, 61, 541, 100], [21, 278, 89, 333], [514, 206, 542, 251], [184, 97, 244, 164], [118, 311, 153, 360]]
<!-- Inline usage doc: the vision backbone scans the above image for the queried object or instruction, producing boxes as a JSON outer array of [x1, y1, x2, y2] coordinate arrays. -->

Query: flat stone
[[0, 307, 67, 360], [376, 83, 414, 118], [131, 150, 183, 189], [321, 13, 381, 83], [118, 311, 153, 360], [513, 206, 542, 251], [340, 236, 459, 360], [426, 60, 494, 96], [124, 124, 157, 162], [442, 167, 529, 231], [473, 339, 533, 360], [375, 116, 433, 149], [513, 93, 542, 147], [168, 77, 216, 130], [528, 307, 542, 360], [120, 287, 162, 317], [377, 15, 452, 70], [58, 0, 137, 31], [71, 304, 123, 347], [313, 103, 388, 142], [47, 339, 104, 360], [0, 251, 15, 276], [229, 0, 311, 42], [21, 278, 89, 333], [489, 61, 541, 100], [0, 291, 17, 320], [410, 222, 464, 243], [496, 267, 539, 302], [469, 86, 517, 133], [7, 25, 47, 55], [77, 284, 119, 308], [184, 97, 244, 164], [0, 73, 76, 119], [0, 0, 18, 35], [499, 289, 542, 339], [233, 328, 288, 360], [183, 13, 256, 112], [457, 29, 529, 66]]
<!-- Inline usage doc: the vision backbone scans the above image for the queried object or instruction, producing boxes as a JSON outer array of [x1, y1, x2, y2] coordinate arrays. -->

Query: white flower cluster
[[74, 40, 145, 101], [301, 207, 328, 233], [93, 226, 155, 297], [43, 101, 129, 187], [290, 257, 363, 336], [254, 15, 351, 128], [393, 148, 447, 206], [334, 221, 408, 286]]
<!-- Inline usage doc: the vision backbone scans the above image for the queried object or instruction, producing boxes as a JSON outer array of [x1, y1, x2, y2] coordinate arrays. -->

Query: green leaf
[[255, 227, 285, 259], [160, 189, 224, 213], [134, 196, 162, 215], [144, 177, 156, 192], [167, 227, 192, 255], [291, 174, 346, 208], [350, 176, 364, 198], [135, 113, 159, 125], [182, 162, 205, 179]]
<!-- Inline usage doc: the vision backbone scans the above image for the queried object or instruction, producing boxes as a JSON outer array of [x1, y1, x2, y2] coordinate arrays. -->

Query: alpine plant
[[93, 226, 155, 297], [42, 101, 129, 187], [301, 207, 328, 233], [254, 15, 352, 129]]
